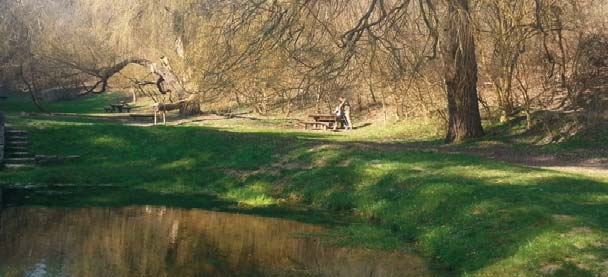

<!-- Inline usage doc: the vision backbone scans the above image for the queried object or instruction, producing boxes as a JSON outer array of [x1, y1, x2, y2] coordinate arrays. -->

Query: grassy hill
[[1, 93, 608, 276]]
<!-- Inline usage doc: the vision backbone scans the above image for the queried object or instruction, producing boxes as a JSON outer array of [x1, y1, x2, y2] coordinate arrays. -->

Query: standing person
[[333, 101, 342, 131], [338, 96, 353, 130]]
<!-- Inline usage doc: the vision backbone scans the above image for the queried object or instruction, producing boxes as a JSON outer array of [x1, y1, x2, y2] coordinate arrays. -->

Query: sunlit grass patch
[[158, 158, 197, 170], [327, 118, 442, 143], [90, 135, 131, 147], [224, 181, 277, 207], [474, 228, 608, 276]]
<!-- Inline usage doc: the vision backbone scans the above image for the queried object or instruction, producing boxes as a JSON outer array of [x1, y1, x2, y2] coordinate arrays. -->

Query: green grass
[[2, 95, 608, 275], [0, 90, 126, 114], [1, 114, 607, 276], [184, 116, 443, 145]]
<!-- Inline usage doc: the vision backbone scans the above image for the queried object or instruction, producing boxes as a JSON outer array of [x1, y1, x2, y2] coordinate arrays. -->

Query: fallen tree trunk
[[154, 100, 186, 112], [81, 57, 200, 116], [152, 95, 202, 125]]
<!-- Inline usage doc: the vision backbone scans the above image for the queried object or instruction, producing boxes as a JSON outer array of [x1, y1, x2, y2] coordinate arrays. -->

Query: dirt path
[[445, 145, 608, 177], [347, 141, 608, 177], [19, 112, 235, 127]]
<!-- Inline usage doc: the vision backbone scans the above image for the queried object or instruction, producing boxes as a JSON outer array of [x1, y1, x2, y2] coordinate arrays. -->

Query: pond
[[0, 190, 428, 276]]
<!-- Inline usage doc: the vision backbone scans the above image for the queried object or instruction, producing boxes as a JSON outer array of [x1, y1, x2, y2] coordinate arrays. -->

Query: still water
[[0, 204, 427, 276]]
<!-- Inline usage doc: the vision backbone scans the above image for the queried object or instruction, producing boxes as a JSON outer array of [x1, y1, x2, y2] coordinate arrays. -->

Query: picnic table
[[303, 114, 343, 130], [104, 103, 132, 113]]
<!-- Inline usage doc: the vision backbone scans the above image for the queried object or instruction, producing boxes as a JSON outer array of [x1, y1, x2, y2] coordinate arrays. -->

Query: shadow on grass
[[1, 116, 608, 274], [0, 186, 344, 226]]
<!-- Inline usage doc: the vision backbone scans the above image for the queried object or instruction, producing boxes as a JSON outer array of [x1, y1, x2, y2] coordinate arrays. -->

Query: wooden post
[[130, 87, 137, 103], [154, 110, 158, 125], [163, 112, 166, 125]]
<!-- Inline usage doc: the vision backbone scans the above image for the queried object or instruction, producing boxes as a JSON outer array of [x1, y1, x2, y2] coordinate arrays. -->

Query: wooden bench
[[105, 104, 132, 113], [305, 114, 343, 130], [303, 121, 332, 130]]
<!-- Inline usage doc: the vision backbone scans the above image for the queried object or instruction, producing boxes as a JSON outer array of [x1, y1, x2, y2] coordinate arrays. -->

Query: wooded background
[[0, 0, 607, 141]]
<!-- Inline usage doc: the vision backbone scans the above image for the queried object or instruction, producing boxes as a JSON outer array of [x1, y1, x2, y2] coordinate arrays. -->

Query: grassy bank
[[2, 94, 608, 275], [0, 114, 607, 276]]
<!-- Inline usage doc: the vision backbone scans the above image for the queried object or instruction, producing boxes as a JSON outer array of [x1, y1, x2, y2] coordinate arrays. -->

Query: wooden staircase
[[3, 129, 35, 169]]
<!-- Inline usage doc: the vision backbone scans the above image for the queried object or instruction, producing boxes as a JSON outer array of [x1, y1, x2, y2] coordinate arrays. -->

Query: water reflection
[[0, 206, 428, 276]]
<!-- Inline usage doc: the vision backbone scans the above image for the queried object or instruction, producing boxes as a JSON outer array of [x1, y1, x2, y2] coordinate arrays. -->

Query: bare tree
[[1, 0, 606, 141]]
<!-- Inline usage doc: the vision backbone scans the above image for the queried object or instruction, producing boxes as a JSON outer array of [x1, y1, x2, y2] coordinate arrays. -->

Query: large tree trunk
[[442, 0, 484, 143]]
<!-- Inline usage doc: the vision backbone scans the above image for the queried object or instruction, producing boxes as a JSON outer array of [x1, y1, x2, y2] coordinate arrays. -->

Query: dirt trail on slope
[[348, 141, 608, 177], [444, 144, 608, 177]]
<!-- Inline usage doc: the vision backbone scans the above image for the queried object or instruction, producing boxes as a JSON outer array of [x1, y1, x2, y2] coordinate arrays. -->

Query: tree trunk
[[179, 94, 201, 116], [442, 0, 484, 143], [19, 63, 46, 113]]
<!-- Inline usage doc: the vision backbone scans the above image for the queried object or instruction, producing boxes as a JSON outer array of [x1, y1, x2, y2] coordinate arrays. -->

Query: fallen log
[[77, 56, 201, 116], [152, 94, 199, 125]]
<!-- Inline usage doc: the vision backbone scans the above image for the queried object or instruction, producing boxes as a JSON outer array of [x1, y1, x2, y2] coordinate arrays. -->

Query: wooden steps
[[8, 152, 30, 156], [4, 164, 34, 169], [4, 158, 35, 163], [5, 129, 28, 135], [3, 128, 34, 170], [6, 141, 28, 146]]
